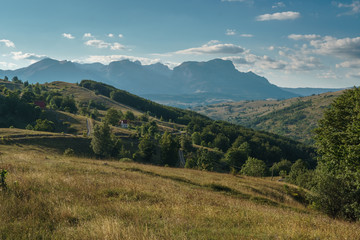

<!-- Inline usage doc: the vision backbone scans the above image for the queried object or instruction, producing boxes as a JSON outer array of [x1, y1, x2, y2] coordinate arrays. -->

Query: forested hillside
[[0, 78, 315, 175], [194, 90, 344, 144]]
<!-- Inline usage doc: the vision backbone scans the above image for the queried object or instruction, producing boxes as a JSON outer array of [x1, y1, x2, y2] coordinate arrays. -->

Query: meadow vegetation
[[1, 144, 359, 239]]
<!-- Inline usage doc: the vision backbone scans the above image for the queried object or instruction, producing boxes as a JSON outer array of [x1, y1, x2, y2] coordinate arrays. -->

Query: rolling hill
[[193, 90, 345, 144]]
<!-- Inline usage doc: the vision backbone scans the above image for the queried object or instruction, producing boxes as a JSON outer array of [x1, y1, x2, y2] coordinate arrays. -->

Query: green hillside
[[193, 90, 345, 144]]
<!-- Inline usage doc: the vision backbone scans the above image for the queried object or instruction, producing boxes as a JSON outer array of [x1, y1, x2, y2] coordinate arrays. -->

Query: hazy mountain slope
[[193, 90, 345, 144], [0, 58, 298, 103], [282, 87, 345, 96]]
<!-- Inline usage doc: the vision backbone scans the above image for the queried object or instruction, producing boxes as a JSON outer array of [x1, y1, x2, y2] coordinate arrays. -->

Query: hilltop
[[193, 90, 345, 144]]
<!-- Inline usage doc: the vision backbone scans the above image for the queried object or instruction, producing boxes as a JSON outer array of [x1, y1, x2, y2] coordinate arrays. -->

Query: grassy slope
[[1, 143, 359, 239], [194, 90, 345, 144], [45, 81, 186, 133], [45, 81, 143, 116]]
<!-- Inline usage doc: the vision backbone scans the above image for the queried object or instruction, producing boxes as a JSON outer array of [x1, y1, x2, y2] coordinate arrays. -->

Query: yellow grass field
[[1, 142, 359, 239]]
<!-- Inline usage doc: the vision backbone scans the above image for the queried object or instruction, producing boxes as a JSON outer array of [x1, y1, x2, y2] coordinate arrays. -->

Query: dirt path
[[86, 118, 93, 137]]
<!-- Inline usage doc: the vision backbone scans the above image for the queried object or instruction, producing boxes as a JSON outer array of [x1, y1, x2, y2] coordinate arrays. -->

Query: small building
[[34, 100, 46, 109], [120, 120, 128, 128]]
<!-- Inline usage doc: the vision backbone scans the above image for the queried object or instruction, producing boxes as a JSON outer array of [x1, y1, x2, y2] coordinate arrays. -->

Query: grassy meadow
[[1, 142, 359, 239]]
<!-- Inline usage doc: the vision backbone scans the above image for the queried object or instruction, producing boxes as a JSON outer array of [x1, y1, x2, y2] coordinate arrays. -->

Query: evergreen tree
[[160, 131, 178, 166], [90, 122, 114, 158], [137, 134, 156, 162]]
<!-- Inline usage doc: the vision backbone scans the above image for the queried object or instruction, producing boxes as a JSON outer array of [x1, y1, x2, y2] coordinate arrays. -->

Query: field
[[1, 141, 359, 239]]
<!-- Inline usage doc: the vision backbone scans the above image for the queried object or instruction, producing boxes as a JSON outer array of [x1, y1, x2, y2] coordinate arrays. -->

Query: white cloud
[[268, 46, 275, 51], [256, 11, 300, 21], [75, 55, 161, 66], [85, 39, 110, 48], [62, 33, 75, 39], [0, 39, 15, 48], [310, 36, 360, 59], [240, 34, 253, 37], [0, 61, 17, 69], [317, 71, 338, 79], [288, 34, 321, 40], [337, 1, 360, 16], [83, 33, 94, 38], [9, 51, 47, 61], [222, 56, 255, 65], [226, 29, 236, 36], [84, 39, 127, 51], [336, 60, 360, 68], [346, 72, 360, 78], [108, 33, 114, 38], [176, 41, 244, 55], [272, 2, 285, 8], [110, 42, 126, 50], [118, 34, 124, 38]]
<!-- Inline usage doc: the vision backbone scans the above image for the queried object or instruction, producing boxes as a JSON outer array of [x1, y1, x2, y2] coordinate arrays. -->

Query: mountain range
[[0, 58, 341, 106]]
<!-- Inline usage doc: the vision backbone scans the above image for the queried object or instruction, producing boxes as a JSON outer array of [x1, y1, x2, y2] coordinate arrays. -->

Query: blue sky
[[0, 0, 359, 88]]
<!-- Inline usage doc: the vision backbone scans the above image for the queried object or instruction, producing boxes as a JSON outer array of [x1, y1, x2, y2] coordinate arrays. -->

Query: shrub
[[241, 157, 268, 177], [64, 148, 75, 157]]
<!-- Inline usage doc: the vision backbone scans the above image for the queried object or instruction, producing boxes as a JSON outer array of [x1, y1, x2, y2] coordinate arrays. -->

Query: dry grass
[[0, 144, 359, 239]]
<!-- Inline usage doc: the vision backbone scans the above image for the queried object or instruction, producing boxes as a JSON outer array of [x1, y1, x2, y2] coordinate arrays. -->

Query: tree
[[159, 131, 178, 166], [213, 133, 230, 152], [224, 147, 248, 172], [34, 119, 55, 132], [104, 108, 120, 125], [313, 87, 360, 220], [270, 159, 292, 176], [136, 134, 156, 162], [180, 134, 193, 152], [191, 132, 201, 145], [91, 122, 114, 158], [124, 111, 135, 121], [240, 157, 268, 177]]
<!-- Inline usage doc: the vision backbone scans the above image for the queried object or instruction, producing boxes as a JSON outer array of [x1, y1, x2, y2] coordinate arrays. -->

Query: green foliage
[[104, 108, 120, 125], [63, 148, 75, 157], [34, 119, 55, 132], [191, 132, 201, 145], [180, 134, 193, 152], [90, 122, 115, 158], [213, 133, 230, 152], [270, 159, 292, 176], [224, 146, 248, 172], [136, 134, 156, 163], [313, 87, 360, 220], [139, 121, 158, 137], [124, 111, 135, 121], [159, 132, 179, 166], [196, 148, 223, 171], [0, 89, 41, 128], [241, 157, 268, 177]]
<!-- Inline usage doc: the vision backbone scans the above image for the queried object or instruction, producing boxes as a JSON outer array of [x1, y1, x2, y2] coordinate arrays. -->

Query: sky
[[0, 0, 359, 88]]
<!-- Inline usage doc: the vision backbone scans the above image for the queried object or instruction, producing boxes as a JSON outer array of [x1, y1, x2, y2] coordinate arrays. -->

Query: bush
[[64, 148, 75, 157], [241, 157, 268, 177]]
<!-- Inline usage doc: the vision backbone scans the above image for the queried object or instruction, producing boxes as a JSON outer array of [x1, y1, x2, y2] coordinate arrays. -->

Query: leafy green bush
[[241, 157, 268, 177]]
